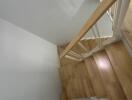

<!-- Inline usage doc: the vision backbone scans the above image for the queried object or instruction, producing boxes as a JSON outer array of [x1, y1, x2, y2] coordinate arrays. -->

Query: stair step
[[58, 46, 78, 66], [72, 97, 108, 100], [81, 39, 97, 51], [59, 61, 95, 99], [59, 40, 132, 100], [105, 41, 132, 100], [93, 50, 127, 100], [84, 57, 106, 98]]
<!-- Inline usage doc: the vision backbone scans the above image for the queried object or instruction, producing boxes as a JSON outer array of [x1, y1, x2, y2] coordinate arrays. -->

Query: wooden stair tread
[[59, 61, 95, 99], [105, 41, 132, 100], [84, 57, 106, 98], [71, 97, 109, 100], [58, 46, 79, 66], [93, 50, 127, 100], [71, 44, 87, 54], [59, 40, 132, 100], [81, 39, 97, 51]]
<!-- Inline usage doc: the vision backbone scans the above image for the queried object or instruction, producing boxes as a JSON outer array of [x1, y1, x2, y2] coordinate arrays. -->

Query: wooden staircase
[[58, 0, 132, 99], [59, 40, 132, 100]]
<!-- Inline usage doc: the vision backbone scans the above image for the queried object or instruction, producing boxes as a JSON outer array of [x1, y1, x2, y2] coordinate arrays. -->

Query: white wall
[[0, 18, 61, 100], [0, 0, 113, 45], [0, 0, 98, 45]]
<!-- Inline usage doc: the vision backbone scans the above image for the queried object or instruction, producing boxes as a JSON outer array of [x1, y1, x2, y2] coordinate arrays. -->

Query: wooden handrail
[[60, 0, 117, 59]]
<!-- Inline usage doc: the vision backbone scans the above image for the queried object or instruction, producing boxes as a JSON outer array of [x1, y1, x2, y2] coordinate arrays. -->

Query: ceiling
[[0, 0, 99, 45]]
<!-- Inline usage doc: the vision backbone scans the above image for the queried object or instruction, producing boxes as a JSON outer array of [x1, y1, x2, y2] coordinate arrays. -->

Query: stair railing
[[83, 0, 130, 60], [60, 0, 117, 59], [113, 0, 130, 39]]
